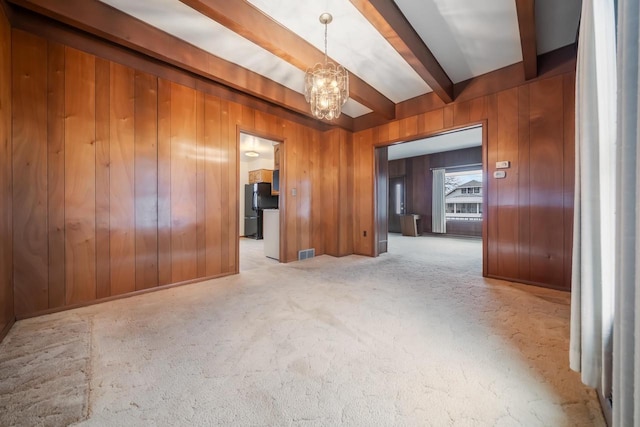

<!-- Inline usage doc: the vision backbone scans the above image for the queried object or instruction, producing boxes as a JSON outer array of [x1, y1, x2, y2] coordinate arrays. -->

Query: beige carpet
[[0, 235, 605, 426]]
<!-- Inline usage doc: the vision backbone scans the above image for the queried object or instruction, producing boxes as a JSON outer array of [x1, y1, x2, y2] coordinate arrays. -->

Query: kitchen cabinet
[[249, 169, 273, 184], [274, 144, 281, 170]]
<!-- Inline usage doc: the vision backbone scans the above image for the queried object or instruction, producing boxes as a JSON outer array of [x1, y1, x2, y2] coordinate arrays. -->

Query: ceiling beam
[[349, 0, 454, 104], [6, 0, 353, 128], [178, 0, 395, 120], [515, 0, 537, 80]]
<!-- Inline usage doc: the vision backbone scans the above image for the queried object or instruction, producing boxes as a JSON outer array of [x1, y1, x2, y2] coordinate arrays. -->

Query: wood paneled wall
[[322, 128, 353, 257], [0, 4, 13, 338], [390, 147, 482, 233], [11, 29, 328, 318], [354, 73, 575, 291]]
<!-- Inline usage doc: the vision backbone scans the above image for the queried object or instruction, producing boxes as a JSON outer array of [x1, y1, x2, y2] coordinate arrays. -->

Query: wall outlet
[[291, 188, 296, 196], [494, 171, 506, 179]]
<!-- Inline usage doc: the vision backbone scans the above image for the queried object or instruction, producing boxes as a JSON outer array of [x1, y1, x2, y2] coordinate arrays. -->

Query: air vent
[[298, 248, 315, 261]]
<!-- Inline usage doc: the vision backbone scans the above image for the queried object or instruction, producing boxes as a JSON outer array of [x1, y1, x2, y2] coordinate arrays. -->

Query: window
[[474, 188, 480, 194], [461, 188, 467, 194]]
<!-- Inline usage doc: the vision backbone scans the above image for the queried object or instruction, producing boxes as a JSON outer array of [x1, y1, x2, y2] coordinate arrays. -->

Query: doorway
[[375, 125, 485, 269], [238, 131, 283, 272], [388, 177, 406, 233]]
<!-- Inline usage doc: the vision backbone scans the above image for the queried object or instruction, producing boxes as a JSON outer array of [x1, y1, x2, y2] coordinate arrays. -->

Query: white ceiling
[[387, 126, 482, 160], [240, 133, 277, 162], [96, 0, 581, 119]]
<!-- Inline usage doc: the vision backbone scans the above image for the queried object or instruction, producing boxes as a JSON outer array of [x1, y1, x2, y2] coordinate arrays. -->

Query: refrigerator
[[244, 183, 278, 239]]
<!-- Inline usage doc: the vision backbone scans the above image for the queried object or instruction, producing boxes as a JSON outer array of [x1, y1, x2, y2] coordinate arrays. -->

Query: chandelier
[[304, 13, 349, 120]]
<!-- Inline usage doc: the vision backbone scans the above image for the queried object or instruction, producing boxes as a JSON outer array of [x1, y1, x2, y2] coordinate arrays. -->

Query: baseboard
[[597, 388, 612, 426], [0, 317, 16, 343], [16, 272, 235, 320]]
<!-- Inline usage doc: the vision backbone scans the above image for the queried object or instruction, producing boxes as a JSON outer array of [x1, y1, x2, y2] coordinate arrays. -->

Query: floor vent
[[298, 248, 315, 261]]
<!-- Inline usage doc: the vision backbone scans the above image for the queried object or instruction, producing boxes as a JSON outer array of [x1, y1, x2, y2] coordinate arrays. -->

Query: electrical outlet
[[494, 171, 506, 179], [291, 188, 296, 196]]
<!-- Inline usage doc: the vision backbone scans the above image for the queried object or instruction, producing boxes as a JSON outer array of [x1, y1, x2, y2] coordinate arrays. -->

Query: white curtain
[[432, 168, 446, 233], [613, 0, 639, 424], [570, 0, 617, 400]]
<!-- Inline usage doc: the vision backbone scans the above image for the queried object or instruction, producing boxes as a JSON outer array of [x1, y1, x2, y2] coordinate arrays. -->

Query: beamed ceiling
[[5, 0, 582, 131]]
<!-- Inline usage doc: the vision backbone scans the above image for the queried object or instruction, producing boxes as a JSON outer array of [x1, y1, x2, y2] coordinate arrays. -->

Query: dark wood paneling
[[0, 7, 13, 335], [528, 76, 565, 288], [563, 73, 576, 289], [95, 57, 111, 299], [517, 85, 531, 281], [388, 159, 406, 177], [64, 46, 96, 305], [109, 62, 135, 296], [495, 88, 519, 279], [12, 30, 48, 316], [47, 42, 66, 308], [134, 71, 159, 290]]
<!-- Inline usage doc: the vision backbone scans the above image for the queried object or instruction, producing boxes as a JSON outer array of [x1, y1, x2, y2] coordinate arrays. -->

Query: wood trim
[[9, 5, 346, 132], [7, 0, 354, 128], [0, 317, 15, 342], [178, 0, 395, 120], [515, 0, 537, 80], [15, 272, 236, 320], [485, 274, 570, 292], [349, 0, 454, 104]]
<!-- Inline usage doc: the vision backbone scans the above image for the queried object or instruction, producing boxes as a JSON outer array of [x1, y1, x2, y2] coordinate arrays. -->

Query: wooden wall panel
[[226, 102, 240, 272], [134, 71, 159, 290], [47, 42, 66, 308], [204, 95, 222, 276], [195, 92, 206, 278], [495, 88, 519, 279], [218, 100, 230, 271], [0, 9, 13, 335], [517, 85, 531, 281], [109, 62, 135, 296], [12, 30, 48, 316], [95, 58, 111, 299], [157, 78, 172, 285], [322, 129, 340, 256], [528, 76, 565, 288], [64, 47, 96, 305], [563, 73, 576, 289], [170, 82, 198, 282]]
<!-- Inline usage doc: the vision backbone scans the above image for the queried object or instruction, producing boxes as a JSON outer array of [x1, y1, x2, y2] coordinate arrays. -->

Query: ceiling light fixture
[[245, 151, 259, 157], [304, 13, 349, 121]]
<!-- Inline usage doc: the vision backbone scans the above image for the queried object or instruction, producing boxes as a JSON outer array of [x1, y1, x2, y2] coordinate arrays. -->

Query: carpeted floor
[[0, 235, 605, 426]]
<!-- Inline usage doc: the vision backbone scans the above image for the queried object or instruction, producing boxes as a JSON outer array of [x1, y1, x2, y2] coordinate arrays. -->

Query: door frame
[[237, 127, 287, 264], [372, 121, 488, 276]]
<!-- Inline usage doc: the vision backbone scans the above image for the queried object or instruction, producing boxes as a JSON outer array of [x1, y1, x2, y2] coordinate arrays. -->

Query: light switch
[[494, 171, 506, 179], [291, 188, 297, 196], [496, 161, 510, 169]]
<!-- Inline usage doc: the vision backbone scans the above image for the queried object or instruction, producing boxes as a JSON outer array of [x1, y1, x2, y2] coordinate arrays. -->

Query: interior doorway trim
[[372, 121, 488, 277], [237, 126, 287, 264]]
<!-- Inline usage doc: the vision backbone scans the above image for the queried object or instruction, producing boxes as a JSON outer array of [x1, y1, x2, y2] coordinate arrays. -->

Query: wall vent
[[298, 248, 315, 261]]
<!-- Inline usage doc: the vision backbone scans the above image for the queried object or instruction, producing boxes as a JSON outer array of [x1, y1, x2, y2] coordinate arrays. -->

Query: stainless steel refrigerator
[[244, 183, 278, 239]]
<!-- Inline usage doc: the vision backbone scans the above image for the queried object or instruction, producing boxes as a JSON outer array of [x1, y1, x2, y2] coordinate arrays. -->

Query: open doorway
[[375, 125, 485, 270], [238, 131, 282, 272]]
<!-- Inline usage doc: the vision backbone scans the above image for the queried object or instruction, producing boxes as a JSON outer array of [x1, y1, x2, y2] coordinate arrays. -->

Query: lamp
[[304, 13, 349, 120], [245, 151, 259, 158]]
